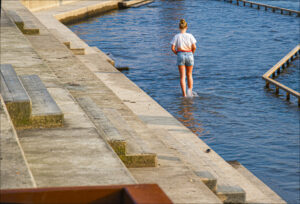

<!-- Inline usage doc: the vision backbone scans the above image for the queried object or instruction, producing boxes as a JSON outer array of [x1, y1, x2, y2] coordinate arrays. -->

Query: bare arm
[[171, 45, 177, 55], [191, 43, 196, 54]]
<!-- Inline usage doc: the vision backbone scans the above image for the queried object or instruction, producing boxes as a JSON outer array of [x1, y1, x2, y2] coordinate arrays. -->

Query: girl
[[171, 19, 197, 97]]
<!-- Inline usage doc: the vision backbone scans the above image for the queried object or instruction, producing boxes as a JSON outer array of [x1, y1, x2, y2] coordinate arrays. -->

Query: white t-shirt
[[170, 33, 197, 51]]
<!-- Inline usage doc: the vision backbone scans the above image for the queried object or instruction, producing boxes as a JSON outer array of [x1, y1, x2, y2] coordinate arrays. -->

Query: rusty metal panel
[[0, 184, 172, 204]]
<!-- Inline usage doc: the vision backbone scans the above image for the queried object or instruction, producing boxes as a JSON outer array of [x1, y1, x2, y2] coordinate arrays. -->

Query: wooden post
[[257, 5, 260, 10], [277, 68, 280, 74], [288, 11, 292, 15], [272, 73, 275, 78], [298, 98, 300, 107], [272, 8, 275, 12], [286, 92, 290, 101], [237, 0, 239, 5], [286, 60, 289, 66], [250, 3, 252, 7], [243, 1, 245, 6], [265, 6, 267, 11], [282, 64, 285, 69], [280, 9, 283, 14], [275, 86, 279, 94], [266, 81, 270, 88]]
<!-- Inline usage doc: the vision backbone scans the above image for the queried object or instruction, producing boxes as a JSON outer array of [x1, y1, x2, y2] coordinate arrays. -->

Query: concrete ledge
[[0, 64, 32, 128], [20, 75, 64, 129], [216, 185, 246, 204], [5, 9, 39, 35], [76, 97, 156, 168], [194, 171, 217, 192], [55, 1, 121, 25], [120, 154, 157, 168]]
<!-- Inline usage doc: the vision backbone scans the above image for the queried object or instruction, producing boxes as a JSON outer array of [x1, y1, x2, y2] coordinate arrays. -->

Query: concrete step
[[5, 9, 39, 35], [49, 28, 85, 55], [0, 95, 35, 189], [48, 28, 71, 49], [154, 129, 245, 204], [91, 47, 115, 66], [228, 161, 286, 204], [0, 64, 32, 128], [76, 97, 156, 168], [155, 128, 282, 204], [19, 75, 63, 128], [16, 88, 136, 187]]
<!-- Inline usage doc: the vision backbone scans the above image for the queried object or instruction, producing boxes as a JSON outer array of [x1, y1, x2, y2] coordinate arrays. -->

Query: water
[[68, 1, 300, 203]]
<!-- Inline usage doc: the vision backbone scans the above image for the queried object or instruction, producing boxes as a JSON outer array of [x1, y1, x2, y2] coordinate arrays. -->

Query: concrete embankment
[[0, 0, 286, 203]]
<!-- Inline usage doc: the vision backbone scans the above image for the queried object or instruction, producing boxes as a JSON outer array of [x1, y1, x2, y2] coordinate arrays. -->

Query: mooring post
[[275, 86, 279, 94], [266, 81, 270, 88], [286, 92, 290, 101]]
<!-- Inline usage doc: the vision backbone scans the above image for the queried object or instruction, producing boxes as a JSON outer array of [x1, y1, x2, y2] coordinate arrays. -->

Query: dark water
[[68, 0, 300, 203]]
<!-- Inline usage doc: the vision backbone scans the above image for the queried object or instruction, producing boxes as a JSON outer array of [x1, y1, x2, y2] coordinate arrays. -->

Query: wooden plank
[[263, 76, 300, 98], [263, 45, 300, 78]]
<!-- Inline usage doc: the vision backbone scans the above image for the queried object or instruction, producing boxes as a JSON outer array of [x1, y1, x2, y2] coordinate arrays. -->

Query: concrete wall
[[21, 0, 81, 11]]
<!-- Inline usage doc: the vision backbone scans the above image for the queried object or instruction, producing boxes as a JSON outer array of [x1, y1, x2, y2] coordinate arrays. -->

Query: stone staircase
[[0, 64, 63, 129], [76, 97, 157, 168]]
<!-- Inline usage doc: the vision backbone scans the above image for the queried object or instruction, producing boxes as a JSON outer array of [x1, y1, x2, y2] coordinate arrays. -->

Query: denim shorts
[[177, 52, 194, 66]]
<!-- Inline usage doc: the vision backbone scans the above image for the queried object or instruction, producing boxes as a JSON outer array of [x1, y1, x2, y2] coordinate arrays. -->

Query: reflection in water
[[177, 98, 205, 137]]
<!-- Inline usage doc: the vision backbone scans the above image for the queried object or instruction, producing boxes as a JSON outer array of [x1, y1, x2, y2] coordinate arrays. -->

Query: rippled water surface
[[69, 0, 300, 203]]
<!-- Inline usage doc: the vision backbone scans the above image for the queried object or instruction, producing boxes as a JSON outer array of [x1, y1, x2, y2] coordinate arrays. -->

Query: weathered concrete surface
[[1, 5, 136, 188], [0, 96, 35, 189], [21, 0, 81, 12]]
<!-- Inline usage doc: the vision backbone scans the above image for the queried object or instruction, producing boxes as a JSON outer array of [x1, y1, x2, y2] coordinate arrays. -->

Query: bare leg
[[178, 65, 186, 97], [186, 66, 194, 91]]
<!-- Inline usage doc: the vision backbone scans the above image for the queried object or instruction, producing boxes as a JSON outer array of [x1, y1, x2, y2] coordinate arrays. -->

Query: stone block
[[216, 185, 246, 204], [19, 75, 63, 128], [120, 153, 157, 168], [0, 64, 31, 127]]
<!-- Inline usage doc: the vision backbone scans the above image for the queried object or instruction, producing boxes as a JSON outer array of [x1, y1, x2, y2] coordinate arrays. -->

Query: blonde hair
[[179, 19, 187, 29]]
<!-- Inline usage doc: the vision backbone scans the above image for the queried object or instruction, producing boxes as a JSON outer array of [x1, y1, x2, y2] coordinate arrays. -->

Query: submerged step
[[0, 64, 31, 127], [19, 75, 63, 128], [228, 161, 286, 204], [154, 128, 246, 203]]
